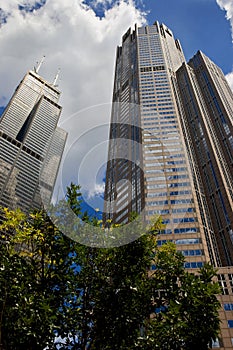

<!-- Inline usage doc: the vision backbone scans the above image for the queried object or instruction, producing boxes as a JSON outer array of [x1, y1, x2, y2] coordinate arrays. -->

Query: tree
[[89, 232, 156, 350], [0, 207, 81, 350], [0, 185, 221, 349], [137, 243, 220, 350]]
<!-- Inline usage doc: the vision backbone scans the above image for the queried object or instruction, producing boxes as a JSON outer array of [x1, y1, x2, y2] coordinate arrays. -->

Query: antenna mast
[[53, 68, 61, 86], [34, 55, 45, 74]]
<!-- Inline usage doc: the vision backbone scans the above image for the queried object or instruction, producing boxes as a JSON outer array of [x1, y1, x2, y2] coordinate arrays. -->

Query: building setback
[[0, 69, 67, 213], [104, 21, 233, 349]]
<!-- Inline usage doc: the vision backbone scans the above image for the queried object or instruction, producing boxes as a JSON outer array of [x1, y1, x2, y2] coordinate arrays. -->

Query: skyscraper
[[104, 21, 223, 268], [104, 22, 233, 348], [0, 67, 67, 213], [176, 52, 233, 266]]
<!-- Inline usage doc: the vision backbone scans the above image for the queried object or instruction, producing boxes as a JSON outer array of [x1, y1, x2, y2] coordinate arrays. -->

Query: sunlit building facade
[[104, 22, 221, 268], [104, 22, 233, 349], [0, 69, 67, 213]]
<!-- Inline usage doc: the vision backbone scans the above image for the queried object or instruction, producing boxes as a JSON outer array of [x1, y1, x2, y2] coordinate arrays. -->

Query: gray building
[[0, 69, 67, 213]]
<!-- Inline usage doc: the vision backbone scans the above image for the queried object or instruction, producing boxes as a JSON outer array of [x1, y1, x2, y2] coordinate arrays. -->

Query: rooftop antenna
[[34, 55, 45, 74], [53, 68, 61, 87]]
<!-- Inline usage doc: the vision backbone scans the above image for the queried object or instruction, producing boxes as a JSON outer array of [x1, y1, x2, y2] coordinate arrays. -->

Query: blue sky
[[0, 0, 232, 215], [82, 0, 233, 74], [144, 0, 233, 75]]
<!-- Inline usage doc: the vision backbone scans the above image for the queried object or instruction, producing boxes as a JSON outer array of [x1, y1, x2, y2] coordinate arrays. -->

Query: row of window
[[173, 217, 197, 223], [159, 227, 199, 235], [145, 153, 184, 160], [157, 238, 201, 246], [151, 261, 204, 270], [184, 262, 204, 269], [145, 160, 185, 167], [147, 182, 191, 190], [182, 249, 203, 256], [146, 174, 188, 181], [147, 207, 195, 215], [146, 190, 192, 197], [143, 111, 177, 116], [143, 116, 176, 122], [143, 120, 176, 126]]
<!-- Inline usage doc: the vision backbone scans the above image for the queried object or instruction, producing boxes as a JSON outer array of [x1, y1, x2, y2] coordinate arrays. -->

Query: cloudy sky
[[0, 0, 232, 211]]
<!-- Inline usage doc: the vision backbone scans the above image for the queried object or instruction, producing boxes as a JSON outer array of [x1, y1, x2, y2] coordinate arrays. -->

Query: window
[[147, 200, 168, 206], [211, 338, 220, 348], [228, 320, 233, 328], [184, 262, 204, 269], [147, 209, 170, 215], [228, 273, 233, 292], [172, 207, 195, 214], [174, 227, 198, 234], [157, 239, 172, 246], [224, 303, 233, 311], [218, 274, 229, 295], [173, 217, 197, 224], [182, 249, 203, 257], [176, 238, 200, 245], [159, 229, 172, 234]]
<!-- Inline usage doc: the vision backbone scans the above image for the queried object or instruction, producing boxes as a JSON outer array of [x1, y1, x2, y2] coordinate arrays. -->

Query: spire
[[34, 55, 45, 74], [53, 68, 61, 87]]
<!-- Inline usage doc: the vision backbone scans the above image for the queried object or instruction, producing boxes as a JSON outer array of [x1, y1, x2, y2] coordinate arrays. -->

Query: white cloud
[[216, 0, 233, 42], [216, 0, 233, 90], [0, 0, 146, 203], [0, 0, 45, 17], [226, 72, 233, 90], [89, 0, 114, 7], [0, 0, 146, 115], [87, 182, 105, 198]]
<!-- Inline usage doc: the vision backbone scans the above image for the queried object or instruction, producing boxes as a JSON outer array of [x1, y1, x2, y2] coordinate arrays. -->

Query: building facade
[[104, 21, 233, 349], [0, 69, 67, 213], [176, 52, 233, 266]]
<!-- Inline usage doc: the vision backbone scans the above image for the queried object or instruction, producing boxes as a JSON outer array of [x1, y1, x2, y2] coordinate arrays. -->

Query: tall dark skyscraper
[[104, 22, 233, 348], [0, 67, 67, 213], [176, 52, 233, 266]]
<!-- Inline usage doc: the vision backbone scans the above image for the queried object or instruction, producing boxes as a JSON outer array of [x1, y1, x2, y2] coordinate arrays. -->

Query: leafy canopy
[[0, 184, 220, 349]]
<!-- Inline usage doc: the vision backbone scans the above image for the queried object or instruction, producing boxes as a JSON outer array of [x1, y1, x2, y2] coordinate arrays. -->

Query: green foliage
[[0, 207, 79, 349], [138, 244, 220, 350], [0, 186, 221, 349]]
